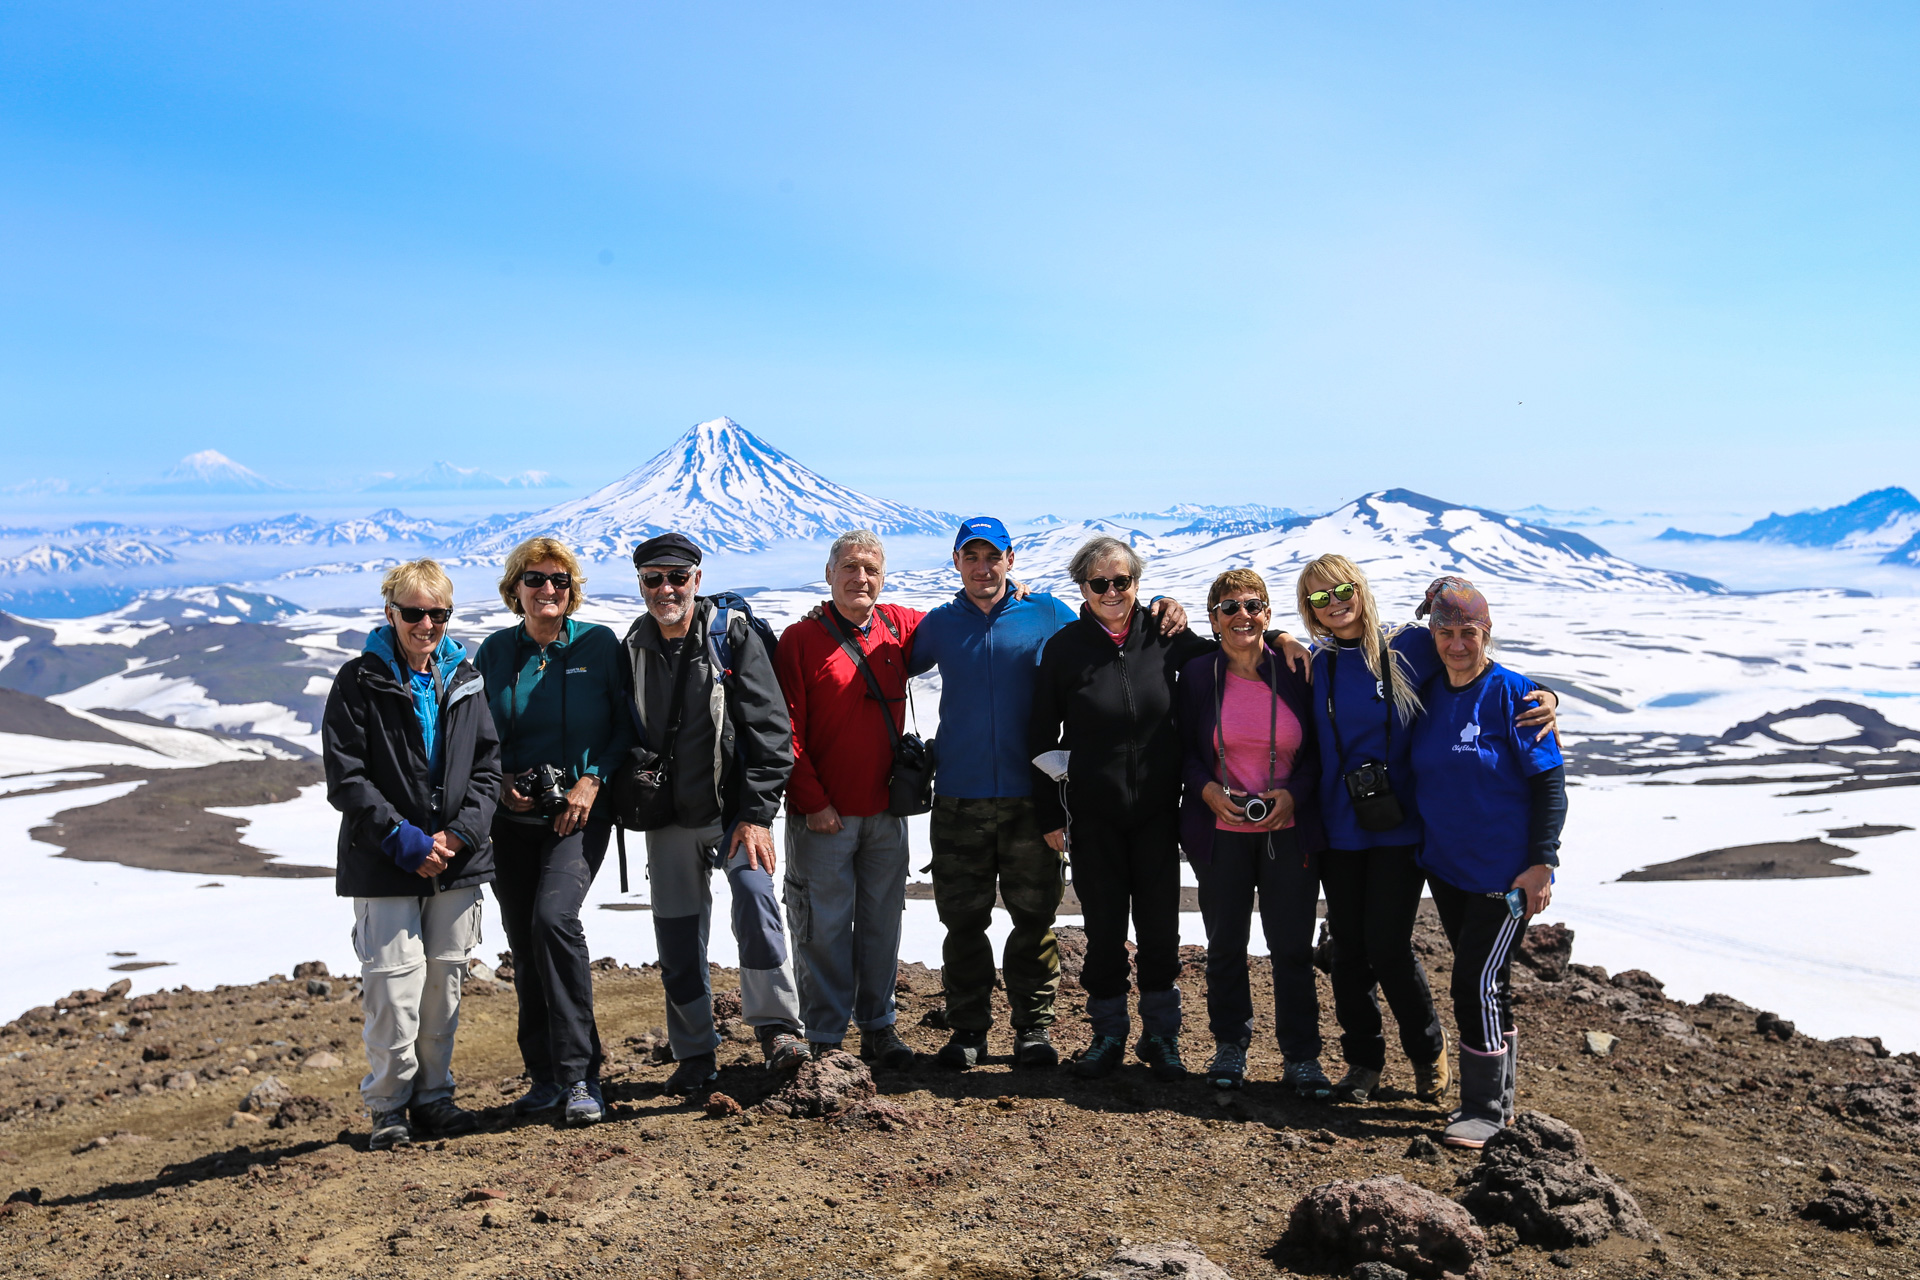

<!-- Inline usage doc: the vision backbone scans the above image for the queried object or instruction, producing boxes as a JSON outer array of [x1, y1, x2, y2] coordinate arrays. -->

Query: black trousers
[[1068, 811, 1182, 999], [1428, 875, 1524, 1054], [1321, 845, 1446, 1069], [1193, 827, 1322, 1060], [491, 804, 613, 1085]]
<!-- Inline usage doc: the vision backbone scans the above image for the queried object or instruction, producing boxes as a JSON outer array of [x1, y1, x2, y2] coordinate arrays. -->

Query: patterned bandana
[[1416, 575, 1492, 630]]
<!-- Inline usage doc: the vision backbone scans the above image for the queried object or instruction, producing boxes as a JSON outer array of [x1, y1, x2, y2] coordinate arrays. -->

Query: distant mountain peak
[[457, 416, 957, 557], [140, 450, 283, 493], [1656, 487, 1920, 554]]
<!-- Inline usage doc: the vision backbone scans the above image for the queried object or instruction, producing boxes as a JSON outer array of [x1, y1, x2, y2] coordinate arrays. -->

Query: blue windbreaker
[[908, 589, 1079, 799]]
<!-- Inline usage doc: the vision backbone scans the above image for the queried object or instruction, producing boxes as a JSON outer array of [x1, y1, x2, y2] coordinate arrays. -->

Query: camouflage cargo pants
[[929, 796, 1065, 1032]]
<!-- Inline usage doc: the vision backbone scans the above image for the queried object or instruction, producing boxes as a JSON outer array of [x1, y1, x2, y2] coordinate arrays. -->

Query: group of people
[[321, 515, 1567, 1154]]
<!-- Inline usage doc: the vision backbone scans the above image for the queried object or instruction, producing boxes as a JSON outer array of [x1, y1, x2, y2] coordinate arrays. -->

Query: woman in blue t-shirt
[[1407, 576, 1566, 1148], [1294, 554, 1557, 1107]]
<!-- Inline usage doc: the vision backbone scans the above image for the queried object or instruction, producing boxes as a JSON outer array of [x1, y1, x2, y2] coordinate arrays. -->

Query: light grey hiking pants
[[783, 812, 909, 1044], [351, 887, 483, 1113], [648, 822, 803, 1061]]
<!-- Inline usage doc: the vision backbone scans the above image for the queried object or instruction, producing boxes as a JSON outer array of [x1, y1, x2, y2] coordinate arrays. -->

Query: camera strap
[[1213, 649, 1279, 795], [1325, 639, 1393, 767]]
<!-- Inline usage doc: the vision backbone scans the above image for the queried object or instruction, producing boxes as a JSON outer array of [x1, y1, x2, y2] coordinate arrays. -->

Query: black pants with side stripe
[[1427, 876, 1524, 1054]]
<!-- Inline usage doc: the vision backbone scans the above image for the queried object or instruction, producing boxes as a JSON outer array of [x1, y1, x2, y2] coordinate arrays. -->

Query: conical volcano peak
[[458, 417, 957, 557]]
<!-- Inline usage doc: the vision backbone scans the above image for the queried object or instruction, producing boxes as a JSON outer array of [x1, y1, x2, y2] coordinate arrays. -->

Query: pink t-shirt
[[1214, 670, 1303, 831]]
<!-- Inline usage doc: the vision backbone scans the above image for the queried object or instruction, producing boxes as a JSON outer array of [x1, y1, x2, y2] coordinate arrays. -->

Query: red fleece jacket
[[775, 603, 924, 819]]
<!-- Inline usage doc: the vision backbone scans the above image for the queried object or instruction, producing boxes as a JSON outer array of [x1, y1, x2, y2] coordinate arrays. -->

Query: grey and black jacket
[[323, 631, 502, 898], [622, 596, 791, 830]]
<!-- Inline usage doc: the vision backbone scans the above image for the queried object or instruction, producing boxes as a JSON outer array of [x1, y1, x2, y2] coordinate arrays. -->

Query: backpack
[[704, 591, 780, 684]]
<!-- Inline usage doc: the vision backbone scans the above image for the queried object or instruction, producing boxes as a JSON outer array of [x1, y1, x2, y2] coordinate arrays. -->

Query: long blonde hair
[[1294, 554, 1424, 725]]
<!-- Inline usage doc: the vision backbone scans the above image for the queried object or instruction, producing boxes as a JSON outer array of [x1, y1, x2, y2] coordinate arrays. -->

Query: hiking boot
[[937, 1028, 989, 1071], [563, 1080, 604, 1126], [1332, 1065, 1382, 1104], [1135, 1033, 1188, 1082], [1205, 1041, 1247, 1091], [810, 1040, 843, 1060], [861, 1025, 917, 1070], [1413, 1049, 1453, 1105], [1014, 1026, 1059, 1068], [409, 1096, 483, 1138], [759, 1026, 810, 1073], [663, 1053, 719, 1097], [509, 1080, 567, 1116], [1072, 1034, 1126, 1079], [368, 1108, 412, 1151], [1282, 1057, 1334, 1101]]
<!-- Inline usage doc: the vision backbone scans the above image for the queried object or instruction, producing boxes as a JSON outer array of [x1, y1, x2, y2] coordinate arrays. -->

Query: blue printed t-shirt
[[908, 589, 1079, 799], [1410, 660, 1563, 894], [1310, 628, 1441, 849]]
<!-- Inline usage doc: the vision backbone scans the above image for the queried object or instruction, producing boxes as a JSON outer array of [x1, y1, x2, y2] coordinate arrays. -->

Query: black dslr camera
[[514, 764, 571, 817], [1343, 760, 1406, 832]]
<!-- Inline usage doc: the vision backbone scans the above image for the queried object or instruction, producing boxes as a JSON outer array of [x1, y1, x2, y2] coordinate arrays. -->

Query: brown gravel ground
[[2, 909, 1918, 1280]]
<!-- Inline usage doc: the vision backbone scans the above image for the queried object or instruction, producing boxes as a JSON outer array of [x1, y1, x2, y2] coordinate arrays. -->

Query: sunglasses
[[1211, 598, 1269, 618], [1082, 575, 1134, 595], [640, 569, 693, 589], [1305, 582, 1359, 610], [391, 605, 452, 625], [520, 571, 572, 591]]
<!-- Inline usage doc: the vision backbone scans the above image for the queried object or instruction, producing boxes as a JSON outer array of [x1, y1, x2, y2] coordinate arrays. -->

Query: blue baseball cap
[[953, 516, 1012, 553]]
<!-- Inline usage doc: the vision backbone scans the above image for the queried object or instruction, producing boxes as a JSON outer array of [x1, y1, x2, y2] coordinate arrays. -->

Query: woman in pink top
[[1177, 569, 1327, 1093]]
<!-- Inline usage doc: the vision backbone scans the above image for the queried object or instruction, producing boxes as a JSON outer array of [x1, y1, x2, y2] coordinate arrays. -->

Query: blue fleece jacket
[[908, 589, 1079, 799], [365, 626, 467, 784]]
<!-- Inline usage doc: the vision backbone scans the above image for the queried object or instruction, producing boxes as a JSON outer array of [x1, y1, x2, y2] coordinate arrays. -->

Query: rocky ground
[[2, 909, 1918, 1280]]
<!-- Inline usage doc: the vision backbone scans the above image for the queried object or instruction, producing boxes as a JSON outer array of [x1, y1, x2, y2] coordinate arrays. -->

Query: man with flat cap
[[621, 532, 807, 1097]]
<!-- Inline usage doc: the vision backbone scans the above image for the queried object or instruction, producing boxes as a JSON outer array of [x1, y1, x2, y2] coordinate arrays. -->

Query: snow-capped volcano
[[456, 417, 957, 557], [1658, 487, 1920, 555], [137, 450, 284, 494], [1007, 490, 1723, 600]]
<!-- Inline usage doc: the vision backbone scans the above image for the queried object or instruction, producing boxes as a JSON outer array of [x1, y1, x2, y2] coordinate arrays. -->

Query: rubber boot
[[1501, 1030, 1517, 1126], [1441, 1045, 1507, 1149]]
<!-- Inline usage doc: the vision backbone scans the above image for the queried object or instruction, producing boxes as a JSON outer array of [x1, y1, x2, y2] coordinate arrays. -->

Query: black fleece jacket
[[1028, 603, 1218, 834], [323, 651, 502, 898]]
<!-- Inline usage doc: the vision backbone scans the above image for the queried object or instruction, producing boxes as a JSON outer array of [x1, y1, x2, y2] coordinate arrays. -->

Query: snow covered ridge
[[0, 539, 176, 575], [450, 416, 960, 557], [1658, 486, 1920, 561]]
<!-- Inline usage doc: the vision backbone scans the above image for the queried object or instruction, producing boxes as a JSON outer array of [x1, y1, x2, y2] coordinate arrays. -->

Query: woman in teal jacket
[[474, 536, 633, 1127]]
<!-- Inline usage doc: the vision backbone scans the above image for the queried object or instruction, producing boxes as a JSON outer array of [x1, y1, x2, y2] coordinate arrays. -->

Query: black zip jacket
[[323, 651, 502, 897], [1028, 603, 1217, 834], [623, 596, 792, 829]]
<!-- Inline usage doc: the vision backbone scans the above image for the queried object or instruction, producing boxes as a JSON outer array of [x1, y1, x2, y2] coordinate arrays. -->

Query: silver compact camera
[[1238, 794, 1271, 824]]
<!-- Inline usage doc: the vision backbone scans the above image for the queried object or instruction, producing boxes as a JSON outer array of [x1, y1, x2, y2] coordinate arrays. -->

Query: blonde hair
[[1295, 553, 1423, 724], [380, 558, 454, 608], [499, 537, 586, 616]]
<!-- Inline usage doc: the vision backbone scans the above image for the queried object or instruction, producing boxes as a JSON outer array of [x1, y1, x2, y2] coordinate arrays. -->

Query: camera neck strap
[[820, 607, 911, 753], [1325, 640, 1392, 766], [1214, 649, 1279, 794]]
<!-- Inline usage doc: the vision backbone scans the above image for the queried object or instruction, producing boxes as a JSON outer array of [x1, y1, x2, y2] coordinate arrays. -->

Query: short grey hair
[[827, 528, 886, 573], [1069, 535, 1144, 585]]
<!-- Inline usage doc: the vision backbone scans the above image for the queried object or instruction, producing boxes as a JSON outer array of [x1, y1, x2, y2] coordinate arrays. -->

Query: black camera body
[[1342, 759, 1406, 832], [514, 763, 571, 817]]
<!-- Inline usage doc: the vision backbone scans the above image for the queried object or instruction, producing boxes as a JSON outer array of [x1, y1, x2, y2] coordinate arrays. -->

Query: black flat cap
[[632, 532, 704, 568]]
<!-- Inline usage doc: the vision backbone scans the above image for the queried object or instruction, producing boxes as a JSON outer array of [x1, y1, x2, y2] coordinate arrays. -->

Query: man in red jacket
[[775, 528, 924, 1068]]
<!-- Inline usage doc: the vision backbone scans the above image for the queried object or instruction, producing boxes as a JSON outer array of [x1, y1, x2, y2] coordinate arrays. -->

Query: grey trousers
[[351, 887, 483, 1113], [648, 822, 804, 1060], [783, 812, 909, 1044]]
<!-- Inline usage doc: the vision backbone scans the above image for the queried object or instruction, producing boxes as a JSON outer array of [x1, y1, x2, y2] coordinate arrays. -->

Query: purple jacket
[[1177, 646, 1326, 865]]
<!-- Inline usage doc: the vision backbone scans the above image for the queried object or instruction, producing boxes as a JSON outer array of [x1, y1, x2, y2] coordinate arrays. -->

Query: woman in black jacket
[[1177, 569, 1327, 1096], [1030, 536, 1215, 1081], [323, 559, 501, 1151]]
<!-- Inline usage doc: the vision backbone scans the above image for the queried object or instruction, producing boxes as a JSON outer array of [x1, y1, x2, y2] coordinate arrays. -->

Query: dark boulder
[[1822, 1082, 1920, 1140], [1800, 1182, 1893, 1232], [1282, 1175, 1487, 1279], [1456, 1112, 1652, 1249], [1514, 923, 1574, 982], [756, 1050, 876, 1119], [1755, 1011, 1795, 1041]]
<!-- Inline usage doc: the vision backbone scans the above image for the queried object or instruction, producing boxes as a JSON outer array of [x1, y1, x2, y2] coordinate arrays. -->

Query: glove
[[380, 821, 435, 873]]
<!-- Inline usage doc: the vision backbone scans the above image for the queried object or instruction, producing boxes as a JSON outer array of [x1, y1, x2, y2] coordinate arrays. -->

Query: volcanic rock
[[1800, 1182, 1893, 1232], [1515, 923, 1574, 982], [269, 1095, 336, 1129], [1282, 1175, 1487, 1279], [1755, 1011, 1795, 1041], [1080, 1239, 1235, 1279], [755, 1051, 876, 1119], [242, 1075, 293, 1112], [1456, 1112, 1652, 1249]]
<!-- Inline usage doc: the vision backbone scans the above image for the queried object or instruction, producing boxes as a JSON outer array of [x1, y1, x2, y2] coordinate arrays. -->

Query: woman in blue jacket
[[1294, 554, 1556, 1107], [474, 537, 633, 1127], [1408, 577, 1565, 1148]]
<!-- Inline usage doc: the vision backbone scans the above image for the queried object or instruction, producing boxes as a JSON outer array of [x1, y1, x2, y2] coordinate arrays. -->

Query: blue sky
[[2, 2, 1917, 519]]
